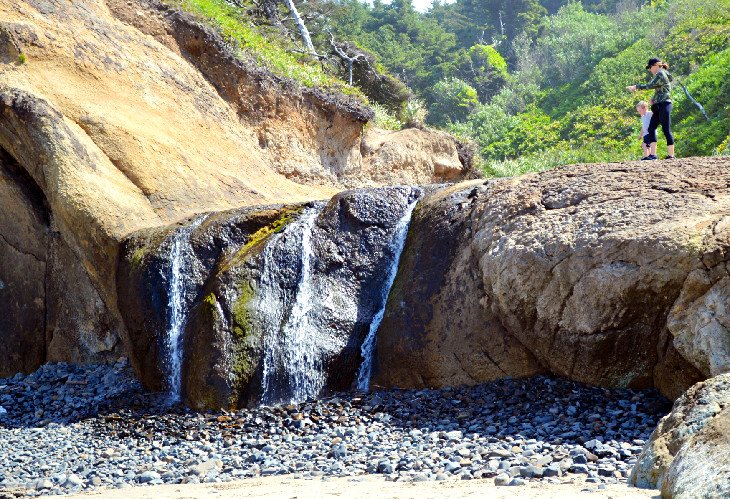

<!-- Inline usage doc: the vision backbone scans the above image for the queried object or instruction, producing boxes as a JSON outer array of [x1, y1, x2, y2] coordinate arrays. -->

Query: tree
[[428, 78, 479, 125], [454, 44, 508, 102]]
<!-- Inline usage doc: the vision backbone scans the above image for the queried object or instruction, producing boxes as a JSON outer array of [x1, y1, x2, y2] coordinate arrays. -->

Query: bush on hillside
[[428, 77, 479, 126], [454, 44, 509, 102]]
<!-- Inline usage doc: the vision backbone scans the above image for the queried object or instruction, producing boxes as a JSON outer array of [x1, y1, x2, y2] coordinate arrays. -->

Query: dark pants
[[644, 102, 674, 146]]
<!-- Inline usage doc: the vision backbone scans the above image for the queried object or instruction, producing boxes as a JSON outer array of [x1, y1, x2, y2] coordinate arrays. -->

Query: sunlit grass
[[167, 0, 363, 97], [481, 144, 640, 178]]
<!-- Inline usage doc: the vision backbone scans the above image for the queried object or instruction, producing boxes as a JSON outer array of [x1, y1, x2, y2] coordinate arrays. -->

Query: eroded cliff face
[[0, 0, 472, 374], [103, 0, 473, 188], [374, 158, 730, 400]]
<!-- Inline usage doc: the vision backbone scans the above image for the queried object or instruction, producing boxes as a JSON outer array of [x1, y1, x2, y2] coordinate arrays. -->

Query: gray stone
[[494, 473, 510, 486], [137, 471, 161, 484]]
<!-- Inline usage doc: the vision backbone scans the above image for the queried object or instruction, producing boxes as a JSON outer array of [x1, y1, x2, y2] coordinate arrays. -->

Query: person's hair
[[636, 101, 649, 110]]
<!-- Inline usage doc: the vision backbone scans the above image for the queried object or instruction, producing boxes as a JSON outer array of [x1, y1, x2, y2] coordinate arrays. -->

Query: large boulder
[[118, 187, 422, 409], [630, 374, 730, 497], [374, 158, 730, 398]]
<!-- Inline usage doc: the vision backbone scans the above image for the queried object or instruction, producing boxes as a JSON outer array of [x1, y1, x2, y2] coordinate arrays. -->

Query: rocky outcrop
[[361, 128, 475, 185], [0, 0, 472, 375], [118, 187, 421, 409], [374, 158, 730, 399], [630, 374, 730, 497]]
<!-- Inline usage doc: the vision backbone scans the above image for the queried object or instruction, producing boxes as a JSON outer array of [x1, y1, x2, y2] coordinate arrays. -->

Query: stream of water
[[164, 215, 206, 402], [356, 193, 422, 391], [260, 206, 325, 405]]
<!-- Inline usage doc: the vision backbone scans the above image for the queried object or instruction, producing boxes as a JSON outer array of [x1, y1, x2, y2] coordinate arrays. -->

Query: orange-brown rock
[[0, 0, 473, 375], [374, 159, 730, 398]]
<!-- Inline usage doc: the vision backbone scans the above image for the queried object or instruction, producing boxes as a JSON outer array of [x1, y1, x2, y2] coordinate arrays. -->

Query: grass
[[167, 0, 363, 98], [481, 144, 638, 178], [18, 53, 27, 64]]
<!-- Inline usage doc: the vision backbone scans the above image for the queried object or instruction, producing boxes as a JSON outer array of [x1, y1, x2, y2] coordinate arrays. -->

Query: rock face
[[374, 158, 730, 399], [118, 187, 421, 409], [0, 148, 48, 375], [630, 374, 730, 497], [104, 0, 474, 188], [0, 0, 471, 375]]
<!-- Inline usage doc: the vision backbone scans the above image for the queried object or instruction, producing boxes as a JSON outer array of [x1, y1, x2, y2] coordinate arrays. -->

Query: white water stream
[[260, 207, 329, 404], [356, 194, 421, 391], [164, 215, 206, 402]]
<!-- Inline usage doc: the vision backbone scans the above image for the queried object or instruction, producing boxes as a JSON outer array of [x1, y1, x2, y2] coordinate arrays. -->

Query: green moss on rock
[[129, 246, 148, 268], [219, 206, 303, 274], [230, 279, 258, 381]]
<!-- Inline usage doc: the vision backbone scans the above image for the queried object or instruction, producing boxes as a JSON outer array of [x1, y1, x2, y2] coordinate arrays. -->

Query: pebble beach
[[0, 361, 669, 497]]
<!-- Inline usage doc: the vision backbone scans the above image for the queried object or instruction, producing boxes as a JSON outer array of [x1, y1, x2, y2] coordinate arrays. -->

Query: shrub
[[427, 77, 479, 126], [453, 44, 509, 102], [370, 102, 403, 130], [401, 98, 428, 127]]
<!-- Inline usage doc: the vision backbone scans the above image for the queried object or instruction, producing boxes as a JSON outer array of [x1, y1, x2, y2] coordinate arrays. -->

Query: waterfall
[[260, 206, 330, 405], [356, 193, 422, 391], [164, 215, 206, 402]]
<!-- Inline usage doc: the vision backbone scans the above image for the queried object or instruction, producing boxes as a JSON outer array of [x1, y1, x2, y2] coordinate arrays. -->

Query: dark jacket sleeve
[[636, 73, 662, 90]]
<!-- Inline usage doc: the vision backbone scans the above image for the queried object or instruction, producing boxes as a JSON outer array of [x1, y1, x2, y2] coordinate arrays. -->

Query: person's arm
[[636, 72, 662, 90]]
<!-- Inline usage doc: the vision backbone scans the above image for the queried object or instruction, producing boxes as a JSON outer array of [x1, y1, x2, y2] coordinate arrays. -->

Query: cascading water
[[164, 215, 206, 402], [356, 192, 422, 391], [260, 206, 331, 405]]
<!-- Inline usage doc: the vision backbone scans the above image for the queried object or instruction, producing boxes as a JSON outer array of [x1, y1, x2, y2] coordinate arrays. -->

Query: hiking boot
[[641, 155, 658, 161], [664, 155, 675, 160]]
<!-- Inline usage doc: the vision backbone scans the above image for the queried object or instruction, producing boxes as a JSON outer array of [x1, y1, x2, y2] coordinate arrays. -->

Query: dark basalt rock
[[118, 186, 421, 409]]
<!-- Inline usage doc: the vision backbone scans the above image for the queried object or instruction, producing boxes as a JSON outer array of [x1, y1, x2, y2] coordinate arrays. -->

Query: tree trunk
[[282, 0, 315, 54]]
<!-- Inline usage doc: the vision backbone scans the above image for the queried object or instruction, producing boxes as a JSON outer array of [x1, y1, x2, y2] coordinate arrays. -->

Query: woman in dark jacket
[[627, 58, 675, 160]]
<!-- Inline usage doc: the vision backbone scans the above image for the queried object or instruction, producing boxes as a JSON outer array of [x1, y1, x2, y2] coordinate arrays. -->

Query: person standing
[[636, 101, 653, 159], [626, 58, 675, 160]]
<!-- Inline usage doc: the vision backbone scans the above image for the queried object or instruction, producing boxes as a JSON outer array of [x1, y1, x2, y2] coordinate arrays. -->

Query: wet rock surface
[[119, 187, 422, 409], [0, 362, 669, 496]]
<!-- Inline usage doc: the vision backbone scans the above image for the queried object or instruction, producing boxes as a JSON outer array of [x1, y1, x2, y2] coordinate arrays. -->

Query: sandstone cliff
[[0, 0, 471, 376]]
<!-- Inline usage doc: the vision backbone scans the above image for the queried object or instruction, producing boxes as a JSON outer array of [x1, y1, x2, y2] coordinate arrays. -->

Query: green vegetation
[[167, 0, 361, 95], [322, 0, 729, 174], [130, 246, 148, 268], [18, 53, 27, 64], [229, 281, 258, 381], [168, 0, 729, 176]]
